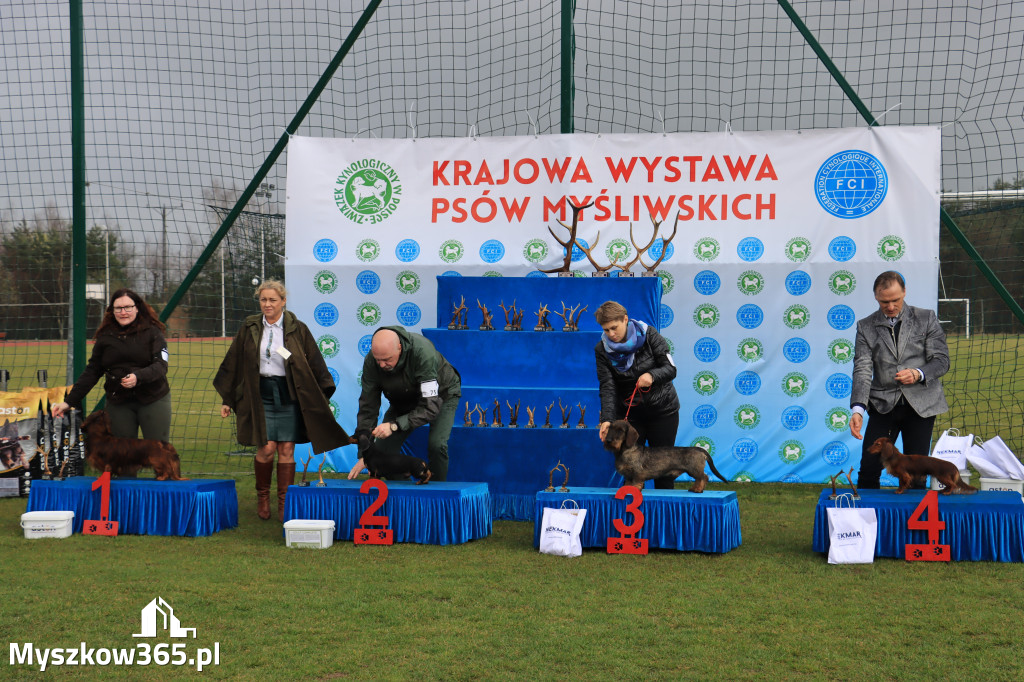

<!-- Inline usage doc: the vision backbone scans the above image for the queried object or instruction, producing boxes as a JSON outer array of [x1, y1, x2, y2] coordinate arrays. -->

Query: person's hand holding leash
[[637, 372, 654, 389]]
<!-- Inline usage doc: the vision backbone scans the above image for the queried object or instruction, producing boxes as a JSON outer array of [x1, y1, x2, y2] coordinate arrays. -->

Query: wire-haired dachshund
[[82, 410, 184, 480], [602, 419, 727, 492], [869, 437, 976, 495], [357, 433, 431, 484]]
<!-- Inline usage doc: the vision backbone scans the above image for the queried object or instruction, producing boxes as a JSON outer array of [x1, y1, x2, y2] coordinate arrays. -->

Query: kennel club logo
[[693, 303, 720, 329], [783, 304, 809, 329], [828, 339, 854, 364], [692, 370, 719, 396], [778, 440, 806, 464], [693, 237, 720, 262], [781, 372, 808, 397], [357, 303, 382, 327], [814, 149, 888, 218], [355, 239, 381, 263], [784, 237, 811, 262], [737, 270, 764, 295], [878, 234, 906, 261], [313, 270, 338, 295], [335, 159, 402, 224], [395, 270, 421, 294], [828, 270, 856, 296], [825, 407, 851, 432], [523, 238, 548, 263], [734, 404, 760, 429], [605, 238, 631, 263], [440, 239, 465, 263]]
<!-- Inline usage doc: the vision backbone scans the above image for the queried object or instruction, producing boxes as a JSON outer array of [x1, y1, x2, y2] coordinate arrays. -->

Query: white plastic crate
[[979, 477, 1024, 501], [21, 511, 75, 539], [283, 519, 336, 548]]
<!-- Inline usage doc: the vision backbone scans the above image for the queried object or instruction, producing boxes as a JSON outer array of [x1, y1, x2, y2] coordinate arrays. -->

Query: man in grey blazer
[[850, 270, 950, 488]]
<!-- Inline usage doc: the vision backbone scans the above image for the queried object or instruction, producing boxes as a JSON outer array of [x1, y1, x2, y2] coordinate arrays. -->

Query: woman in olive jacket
[[594, 300, 681, 489], [214, 280, 349, 520], [52, 289, 171, 442]]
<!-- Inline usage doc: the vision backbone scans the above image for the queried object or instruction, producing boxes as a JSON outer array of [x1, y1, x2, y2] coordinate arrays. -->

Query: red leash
[[623, 380, 650, 421]]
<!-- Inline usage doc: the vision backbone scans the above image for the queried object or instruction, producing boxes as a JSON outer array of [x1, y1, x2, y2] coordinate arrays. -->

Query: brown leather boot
[[254, 459, 273, 520], [277, 462, 296, 519]]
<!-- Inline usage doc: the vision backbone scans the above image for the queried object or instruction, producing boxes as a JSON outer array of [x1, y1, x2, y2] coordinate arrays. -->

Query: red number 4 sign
[[905, 490, 950, 562]]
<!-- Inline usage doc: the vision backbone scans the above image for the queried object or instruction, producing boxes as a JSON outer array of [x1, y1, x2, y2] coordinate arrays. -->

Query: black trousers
[[858, 399, 936, 489], [627, 411, 680, 489]]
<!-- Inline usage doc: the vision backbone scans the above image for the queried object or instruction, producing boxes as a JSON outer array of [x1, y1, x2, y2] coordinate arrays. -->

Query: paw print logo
[[613, 541, 624, 551], [359, 532, 370, 542], [632, 540, 643, 550], [88, 523, 98, 533], [932, 546, 944, 557], [377, 530, 388, 540], [912, 548, 923, 559]]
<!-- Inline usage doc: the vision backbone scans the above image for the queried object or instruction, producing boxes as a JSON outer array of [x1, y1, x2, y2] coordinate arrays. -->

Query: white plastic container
[[979, 477, 1024, 501], [930, 471, 971, 492], [283, 519, 336, 548], [21, 511, 75, 539]]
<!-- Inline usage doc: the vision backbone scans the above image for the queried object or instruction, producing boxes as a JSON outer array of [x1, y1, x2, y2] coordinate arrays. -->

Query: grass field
[[3, 481, 1023, 680]]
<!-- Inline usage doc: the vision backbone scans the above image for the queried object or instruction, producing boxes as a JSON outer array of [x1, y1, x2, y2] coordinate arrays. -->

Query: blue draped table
[[533, 488, 742, 553], [284, 480, 492, 546], [812, 489, 1024, 562], [26, 478, 238, 537]]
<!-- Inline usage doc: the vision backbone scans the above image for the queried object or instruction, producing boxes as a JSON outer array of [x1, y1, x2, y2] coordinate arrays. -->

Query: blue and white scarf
[[602, 319, 648, 372]]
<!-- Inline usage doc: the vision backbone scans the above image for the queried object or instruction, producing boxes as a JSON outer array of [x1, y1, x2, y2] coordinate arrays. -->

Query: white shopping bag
[[539, 500, 587, 557], [966, 440, 1011, 478], [931, 429, 972, 471], [980, 436, 1024, 480], [826, 494, 877, 565]]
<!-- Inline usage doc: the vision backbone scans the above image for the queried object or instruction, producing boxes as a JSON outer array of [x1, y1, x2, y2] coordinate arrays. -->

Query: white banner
[[286, 127, 940, 483]]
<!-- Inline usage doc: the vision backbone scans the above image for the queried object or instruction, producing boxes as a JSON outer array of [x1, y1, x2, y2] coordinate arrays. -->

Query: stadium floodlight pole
[[159, 0, 386, 323], [70, 0, 87, 383], [776, 0, 1024, 327], [560, 0, 575, 133]]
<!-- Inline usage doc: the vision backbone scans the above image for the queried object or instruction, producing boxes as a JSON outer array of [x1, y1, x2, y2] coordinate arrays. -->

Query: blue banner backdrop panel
[[812, 489, 1024, 562], [411, 276, 662, 520], [27, 478, 238, 537]]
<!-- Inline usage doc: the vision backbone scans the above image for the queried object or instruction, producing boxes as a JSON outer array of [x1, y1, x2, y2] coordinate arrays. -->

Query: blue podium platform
[[26, 478, 238, 537], [283, 480, 492, 546], [812, 489, 1024, 562], [534, 487, 742, 553]]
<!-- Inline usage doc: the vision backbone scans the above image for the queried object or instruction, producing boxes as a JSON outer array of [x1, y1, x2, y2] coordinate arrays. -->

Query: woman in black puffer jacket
[[52, 289, 171, 443], [594, 300, 680, 489]]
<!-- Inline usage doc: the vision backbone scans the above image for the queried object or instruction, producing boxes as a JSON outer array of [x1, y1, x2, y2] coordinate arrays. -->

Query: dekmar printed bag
[[826, 493, 877, 565], [538, 500, 587, 558], [931, 428, 973, 471]]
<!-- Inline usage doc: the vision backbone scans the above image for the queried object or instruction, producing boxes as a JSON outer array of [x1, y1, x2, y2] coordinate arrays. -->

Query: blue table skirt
[[812, 489, 1024, 562], [284, 480, 492, 546], [26, 478, 238, 537], [534, 487, 742, 553]]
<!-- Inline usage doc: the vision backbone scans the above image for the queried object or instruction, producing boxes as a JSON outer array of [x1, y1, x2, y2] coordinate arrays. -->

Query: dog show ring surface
[[283, 480, 492, 546], [26, 478, 238, 537], [533, 488, 742, 553], [812, 489, 1024, 562]]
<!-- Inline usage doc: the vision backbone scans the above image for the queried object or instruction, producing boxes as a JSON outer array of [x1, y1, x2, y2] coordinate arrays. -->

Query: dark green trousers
[[106, 393, 173, 443]]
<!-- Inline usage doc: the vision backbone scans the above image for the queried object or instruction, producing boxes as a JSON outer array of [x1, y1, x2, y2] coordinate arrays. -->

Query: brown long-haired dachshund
[[82, 411, 185, 480], [868, 437, 975, 495]]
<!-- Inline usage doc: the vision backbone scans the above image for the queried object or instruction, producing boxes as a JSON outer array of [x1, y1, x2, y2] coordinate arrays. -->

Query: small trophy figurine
[[475, 404, 488, 428], [576, 403, 587, 429], [300, 451, 315, 486], [463, 401, 474, 427], [543, 402, 554, 428], [477, 299, 495, 331], [525, 406, 536, 428], [558, 398, 572, 428], [512, 306, 524, 331], [316, 455, 328, 487], [534, 303, 553, 331], [571, 304, 589, 331], [492, 399, 503, 427], [507, 400, 520, 428], [499, 299, 516, 331], [449, 296, 467, 330]]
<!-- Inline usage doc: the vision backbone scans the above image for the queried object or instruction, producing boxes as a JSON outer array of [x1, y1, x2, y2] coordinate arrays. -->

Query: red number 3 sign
[[607, 485, 648, 555]]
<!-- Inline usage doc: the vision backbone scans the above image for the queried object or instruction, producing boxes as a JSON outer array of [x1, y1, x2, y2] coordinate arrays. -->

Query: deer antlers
[[637, 212, 678, 273], [538, 199, 595, 273]]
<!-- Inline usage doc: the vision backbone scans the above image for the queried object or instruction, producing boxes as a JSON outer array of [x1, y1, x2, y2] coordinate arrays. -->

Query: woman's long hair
[[95, 288, 166, 338]]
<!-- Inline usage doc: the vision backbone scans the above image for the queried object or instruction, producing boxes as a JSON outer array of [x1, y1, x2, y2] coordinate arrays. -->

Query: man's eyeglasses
[[114, 305, 136, 313]]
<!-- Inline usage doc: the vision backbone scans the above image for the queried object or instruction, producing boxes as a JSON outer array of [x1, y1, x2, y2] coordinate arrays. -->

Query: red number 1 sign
[[905, 490, 950, 561], [353, 478, 394, 545], [82, 471, 119, 536], [607, 485, 648, 555]]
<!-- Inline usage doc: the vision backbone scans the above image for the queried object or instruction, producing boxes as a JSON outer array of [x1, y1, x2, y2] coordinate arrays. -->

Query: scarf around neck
[[602, 319, 648, 371]]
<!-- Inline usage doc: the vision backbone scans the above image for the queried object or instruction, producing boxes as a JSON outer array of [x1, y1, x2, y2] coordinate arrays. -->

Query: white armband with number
[[421, 380, 439, 397]]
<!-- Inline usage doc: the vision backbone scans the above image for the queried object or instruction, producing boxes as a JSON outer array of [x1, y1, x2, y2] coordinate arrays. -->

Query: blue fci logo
[[815, 149, 888, 219], [826, 373, 853, 399], [395, 239, 421, 262], [355, 270, 381, 294], [659, 304, 674, 329], [480, 239, 505, 263], [328, 366, 340, 385], [694, 270, 721, 295], [693, 405, 718, 428], [734, 371, 761, 395], [781, 406, 808, 431], [827, 305, 855, 330], [822, 441, 850, 466], [827, 236, 857, 262], [313, 302, 339, 327], [694, 337, 721, 362], [736, 304, 763, 329], [785, 271, 812, 296], [736, 237, 764, 262], [357, 334, 373, 356], [396, 302, 421, 326], [783, 338, 811, 363], [313, 239, 338, 263], [732, 438, 757, 462]]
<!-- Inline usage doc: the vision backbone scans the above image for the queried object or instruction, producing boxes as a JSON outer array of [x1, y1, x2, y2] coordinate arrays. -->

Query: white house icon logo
[[133, 597, 196, 638]]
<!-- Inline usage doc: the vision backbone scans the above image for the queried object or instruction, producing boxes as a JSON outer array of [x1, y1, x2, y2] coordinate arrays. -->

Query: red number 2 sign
[[82, 471, 119, 536], [905, 490, 950, 562], [354, 478, 393, 546], [607, 485, 648, 555]]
